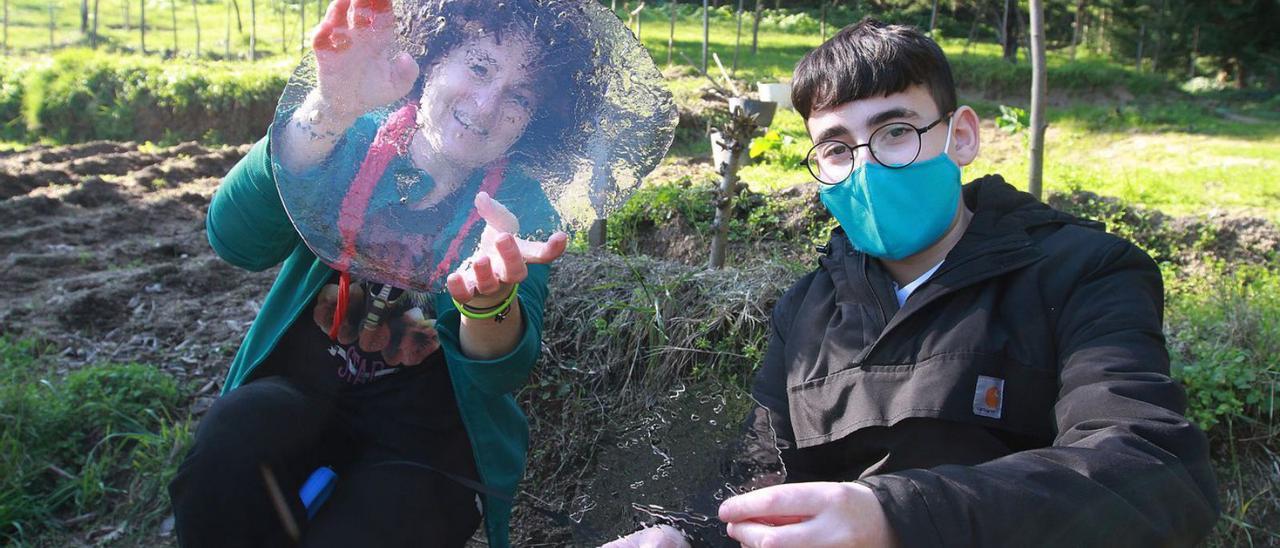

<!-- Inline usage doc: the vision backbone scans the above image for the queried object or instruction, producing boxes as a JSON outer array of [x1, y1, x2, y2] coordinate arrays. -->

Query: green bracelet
[[453, 283, 520, 321]]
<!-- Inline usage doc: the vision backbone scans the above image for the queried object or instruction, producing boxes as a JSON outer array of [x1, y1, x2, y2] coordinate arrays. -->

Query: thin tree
[[193, 0, 203, 57], [91, 0, 100, 48], [731, 0, 743, 75], [49, 2, 55, 50], [279, 0, 286, 53], [1028, 0, 1047, 200], [1001, 0, 1018, 63], [820, 2, 827, 41], [929, 0, 939, 32], [702, 0, 709, 73], [1069, 0, 1086, 60], [1134, 22, 1145, 71], [81, 0, 90, 34], [2, 0, 8, 54], [226, 0, 232, 57], [668, 0, 676, 65], [123, 0, 130, 33], [299, 0, 305, 52], [1188, 24, 1198, 78], [171, 0, 179, 54], [141, 0, 147, 53], [750, 0, 761, 54], [250, 0, 257, 60]]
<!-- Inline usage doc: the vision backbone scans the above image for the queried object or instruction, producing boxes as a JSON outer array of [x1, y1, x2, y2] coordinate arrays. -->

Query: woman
[[167, 1, 590, 546]]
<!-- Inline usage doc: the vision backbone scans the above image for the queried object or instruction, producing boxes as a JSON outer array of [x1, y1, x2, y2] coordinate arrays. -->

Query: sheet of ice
[[271, 0, 676, 290]]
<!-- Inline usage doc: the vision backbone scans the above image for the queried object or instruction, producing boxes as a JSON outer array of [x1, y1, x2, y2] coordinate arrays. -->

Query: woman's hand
[[446, 192, 567, 307], [719, 481, 898, 548], [447, 192, 566, 360], [311, 0, 418, 121], [279, 0, 418, 172], [599, 525, 690, 548]]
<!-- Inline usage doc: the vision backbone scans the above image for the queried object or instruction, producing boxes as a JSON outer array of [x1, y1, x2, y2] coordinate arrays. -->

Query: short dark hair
[[791, 17, 956, 121]]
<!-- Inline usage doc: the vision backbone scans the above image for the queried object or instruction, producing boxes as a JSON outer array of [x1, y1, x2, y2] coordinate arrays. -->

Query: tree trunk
[[171, 0, 179, 54], [731, 0, 743, 75], [92, 0, 101, 48], [668, 0, 676, 64], [701, 0, 709, 73], [49, 2, 55, 50], [820, 3, 827, 42], [929, 0, 939, 32], [1028, 0, 1047, 201], [1002, 0, 1018, 63], [279, 0, 286, 53], [2, 0, 8, 54], [709, 141, 743, 269], [751, 0, 762, 54], [81, 0, 90, 34], [141, 0, 147, 53], [1069, 0, 1085, 60], [250, 0, 257, 60], [123, 0, 130, 33], [300, 0, 305, 52], [1134, 22, 1144, 72], [193, 0, 202, 57], [226, 0, 232, 57], [1188, 24, 1198, 78], [963, 1, 980, 53]]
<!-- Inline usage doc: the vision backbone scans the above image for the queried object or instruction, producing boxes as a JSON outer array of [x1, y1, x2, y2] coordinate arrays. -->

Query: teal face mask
[[818, 119, 961, 261]]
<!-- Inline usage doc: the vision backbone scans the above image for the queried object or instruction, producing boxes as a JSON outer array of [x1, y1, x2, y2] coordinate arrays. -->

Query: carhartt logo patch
[[973, 376, 1004, 419]]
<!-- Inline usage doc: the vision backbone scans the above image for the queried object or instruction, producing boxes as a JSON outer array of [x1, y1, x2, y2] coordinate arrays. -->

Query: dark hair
[[791, 17, 956, 121], [403, 0, 596, 163]]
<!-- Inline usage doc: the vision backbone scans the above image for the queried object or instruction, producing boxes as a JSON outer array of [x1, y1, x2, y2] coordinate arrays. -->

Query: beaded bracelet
[[453, 283, 520, 322]]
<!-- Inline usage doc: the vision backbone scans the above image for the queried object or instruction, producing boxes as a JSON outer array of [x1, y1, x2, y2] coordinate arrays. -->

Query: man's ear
[[949, 105, 981, 167]]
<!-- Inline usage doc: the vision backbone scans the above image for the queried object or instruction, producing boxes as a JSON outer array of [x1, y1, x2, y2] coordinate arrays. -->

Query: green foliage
[[0, 336, 190, 544], [1167, 264, 1280, 436], [0, 60, 28, 142], [15, 50, 287, 144], [995, 105, 1029, 134]]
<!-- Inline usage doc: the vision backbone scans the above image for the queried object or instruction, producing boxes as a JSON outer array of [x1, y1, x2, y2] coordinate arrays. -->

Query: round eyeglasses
[[805, 113, 953, 185]]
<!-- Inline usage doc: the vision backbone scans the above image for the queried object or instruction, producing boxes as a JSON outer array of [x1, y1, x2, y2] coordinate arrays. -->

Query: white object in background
[[757, 82, 792, 110]]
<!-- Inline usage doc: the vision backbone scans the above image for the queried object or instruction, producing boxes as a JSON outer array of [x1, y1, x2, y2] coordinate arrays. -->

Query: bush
[[0, 59, 27, 142], [1167, 264, 1280, 436], [0, 336, 190, 544], [17, 50, 288, 145]]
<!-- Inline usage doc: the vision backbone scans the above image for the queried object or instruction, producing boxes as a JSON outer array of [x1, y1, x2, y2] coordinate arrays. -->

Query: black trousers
[[168, 375, 482, 547]]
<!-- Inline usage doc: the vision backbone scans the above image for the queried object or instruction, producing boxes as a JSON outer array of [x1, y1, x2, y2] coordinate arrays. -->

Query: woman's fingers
[[475, 192, 520, 235], [517, 231, 569, 264], [492, 233, 528, 283]]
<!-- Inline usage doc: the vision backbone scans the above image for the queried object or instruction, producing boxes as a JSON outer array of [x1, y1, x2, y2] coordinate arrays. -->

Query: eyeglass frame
[[803, 111, 955, 185]]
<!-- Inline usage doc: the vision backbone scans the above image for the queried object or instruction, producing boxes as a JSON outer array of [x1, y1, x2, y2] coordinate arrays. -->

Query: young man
[[608, 18, 1218, 548]]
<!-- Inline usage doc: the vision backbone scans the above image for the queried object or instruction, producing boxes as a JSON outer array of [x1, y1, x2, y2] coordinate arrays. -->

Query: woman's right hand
[[310, 0, 419, 121]]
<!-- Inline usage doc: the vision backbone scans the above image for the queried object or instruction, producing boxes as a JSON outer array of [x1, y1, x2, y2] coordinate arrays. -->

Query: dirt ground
[[0, 141, 267, 417]]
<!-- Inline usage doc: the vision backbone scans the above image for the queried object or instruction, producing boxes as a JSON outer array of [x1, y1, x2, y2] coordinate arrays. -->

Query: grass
[[0, 336, 193, 545]]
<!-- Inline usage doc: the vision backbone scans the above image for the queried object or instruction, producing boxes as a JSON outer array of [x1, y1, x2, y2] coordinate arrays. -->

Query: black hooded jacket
[[749, 176, 1219, 546]]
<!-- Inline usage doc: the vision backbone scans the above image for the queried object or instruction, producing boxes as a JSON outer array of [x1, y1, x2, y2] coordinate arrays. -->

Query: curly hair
[[402, 0, 598, 165]]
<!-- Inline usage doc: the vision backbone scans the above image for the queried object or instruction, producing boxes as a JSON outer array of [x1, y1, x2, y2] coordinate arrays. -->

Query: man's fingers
[[725, 520, 814, 548], [475, 192, 520, 234], [518, 231, 569, 265], [718, 484, 825, 523]]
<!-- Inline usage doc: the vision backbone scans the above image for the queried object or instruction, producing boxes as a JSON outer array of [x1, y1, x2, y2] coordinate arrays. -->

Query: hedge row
[[0, 50, 291, 145]]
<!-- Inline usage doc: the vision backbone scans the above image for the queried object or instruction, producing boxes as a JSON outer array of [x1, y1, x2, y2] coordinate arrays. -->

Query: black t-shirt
[[251, 273, 477, 480]]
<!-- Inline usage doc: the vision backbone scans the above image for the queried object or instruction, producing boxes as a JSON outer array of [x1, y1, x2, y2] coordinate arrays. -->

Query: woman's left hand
[[446, 191, 568, 307]]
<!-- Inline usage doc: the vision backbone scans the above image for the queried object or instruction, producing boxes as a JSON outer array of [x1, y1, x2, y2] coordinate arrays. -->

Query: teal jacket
[[207, 134, 547, 548]]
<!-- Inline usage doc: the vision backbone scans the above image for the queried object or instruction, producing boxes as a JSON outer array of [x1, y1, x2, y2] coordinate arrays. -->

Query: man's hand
[[719, 482, 897, 548], [446, 191, 567, 307], [599, 525, 690, 548]]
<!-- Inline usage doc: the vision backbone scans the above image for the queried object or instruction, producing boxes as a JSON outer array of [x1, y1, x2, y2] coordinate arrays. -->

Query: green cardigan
[[207, 135, 546, 548]]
